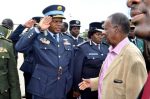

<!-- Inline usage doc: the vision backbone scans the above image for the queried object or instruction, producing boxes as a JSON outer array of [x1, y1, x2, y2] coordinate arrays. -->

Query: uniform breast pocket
[[64, 45, 72, 57], [87, 54, 100, 60], [86, 54, 101, 67], [40, 44, 52, 50], [0, 53, 10, 70]]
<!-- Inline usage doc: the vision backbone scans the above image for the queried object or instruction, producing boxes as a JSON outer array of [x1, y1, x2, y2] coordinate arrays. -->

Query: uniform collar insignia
[[0, 47, 7, 52], [63, 39, 71, 45], [40, 38, 50, 45]]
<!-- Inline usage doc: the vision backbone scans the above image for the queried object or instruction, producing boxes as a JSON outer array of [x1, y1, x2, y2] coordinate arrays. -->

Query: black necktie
[[132, 39, 136, 45]]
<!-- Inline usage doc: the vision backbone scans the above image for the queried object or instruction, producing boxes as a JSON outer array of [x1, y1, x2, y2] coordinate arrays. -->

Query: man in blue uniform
[[69, 20, 84, 48], [67, 20, 84, 99], [10, 17, 42, 99], [15, 4, 74, 99], [73, 22, 109, 99]]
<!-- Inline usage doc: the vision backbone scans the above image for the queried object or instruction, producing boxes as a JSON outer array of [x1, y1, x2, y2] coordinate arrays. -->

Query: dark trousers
[[24, 72, 32, 99], [67, 88, 77, 99], [32, 95, 67, 99], [81, 89, 98, 99]]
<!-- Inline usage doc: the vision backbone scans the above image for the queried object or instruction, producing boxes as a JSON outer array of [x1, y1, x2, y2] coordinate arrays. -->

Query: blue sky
[[0, 0, 130, 32]]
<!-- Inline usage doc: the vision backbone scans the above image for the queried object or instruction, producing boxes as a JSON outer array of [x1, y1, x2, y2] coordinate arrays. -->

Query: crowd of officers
[[0, 4, 149, 99]]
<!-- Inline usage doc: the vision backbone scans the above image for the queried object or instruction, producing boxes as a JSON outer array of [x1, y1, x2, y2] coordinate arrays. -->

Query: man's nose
[[127, 0, 141, 8]]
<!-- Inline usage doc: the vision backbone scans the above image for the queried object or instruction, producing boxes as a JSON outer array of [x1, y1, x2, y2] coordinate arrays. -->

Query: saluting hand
[[78, 78, 91, 90], [24, 19, 36, 28], [38, 16, 52, 31]]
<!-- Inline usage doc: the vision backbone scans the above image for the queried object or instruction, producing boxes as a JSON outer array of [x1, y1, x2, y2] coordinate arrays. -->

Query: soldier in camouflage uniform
[[0, 34, 21, 99]]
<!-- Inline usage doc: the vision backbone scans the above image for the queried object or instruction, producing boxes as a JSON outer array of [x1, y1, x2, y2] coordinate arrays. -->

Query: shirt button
[[58, 55, 61, 58]]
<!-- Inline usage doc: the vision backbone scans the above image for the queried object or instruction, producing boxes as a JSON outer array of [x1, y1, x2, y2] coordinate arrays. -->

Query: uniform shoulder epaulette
[[0, 36, 12, 42], [77, 41, 89, 47]]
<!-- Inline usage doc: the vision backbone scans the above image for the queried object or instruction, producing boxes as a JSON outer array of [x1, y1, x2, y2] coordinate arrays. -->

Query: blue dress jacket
[[15, 28, 74, 99]]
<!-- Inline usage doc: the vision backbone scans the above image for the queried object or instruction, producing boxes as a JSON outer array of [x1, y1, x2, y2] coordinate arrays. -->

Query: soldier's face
[[91, 32, 104, 44], [49, 18, 63, 33], [70, 26, 80, 37], [127, 0, 150, 39]]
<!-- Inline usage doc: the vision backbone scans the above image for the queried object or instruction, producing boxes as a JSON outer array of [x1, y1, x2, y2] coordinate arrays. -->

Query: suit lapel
[[103, 55, 123, 79]]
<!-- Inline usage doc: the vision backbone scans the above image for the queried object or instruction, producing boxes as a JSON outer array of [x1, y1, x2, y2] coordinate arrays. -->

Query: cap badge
[[76, 20, 79, 24], [57, 6, 62, 11]]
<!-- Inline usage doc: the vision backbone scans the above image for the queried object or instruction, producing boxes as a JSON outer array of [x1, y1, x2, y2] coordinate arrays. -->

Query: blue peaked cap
[[42, 5, 65, 19]]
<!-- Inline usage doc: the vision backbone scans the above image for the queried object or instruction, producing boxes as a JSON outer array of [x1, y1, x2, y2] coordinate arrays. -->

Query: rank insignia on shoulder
[[40, 38, 50, 45], [0, 47, 7, 52], [63, 39, 71, 45]]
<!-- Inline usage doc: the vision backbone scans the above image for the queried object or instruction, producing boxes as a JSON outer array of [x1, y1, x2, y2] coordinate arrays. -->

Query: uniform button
[[38, 77, 40, 80], [92, 57, 95, 59], [58, 55, 61, 58], [57, 77, 60, 80], [44, 47, 47, 50], [2, 56, 4, 58], [58, 45, 60, 47], [101, 54, 103, 56]]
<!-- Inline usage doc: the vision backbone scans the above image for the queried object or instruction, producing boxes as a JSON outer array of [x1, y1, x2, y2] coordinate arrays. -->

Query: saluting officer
[[69, 20, 84, 48], [15, 4, 74, 99], [73, 22, 109, 99], [10, 17, 42, 99], [0, 34, 21, 99]]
